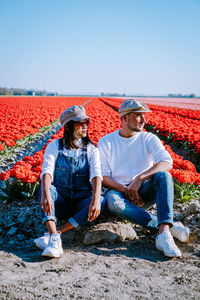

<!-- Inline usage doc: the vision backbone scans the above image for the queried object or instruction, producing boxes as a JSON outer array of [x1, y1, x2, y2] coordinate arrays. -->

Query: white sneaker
[[156, 231, 182, 257], [34, 232, 50, 250], [42, 233, 63, 258], [170, 222, 190, 242]]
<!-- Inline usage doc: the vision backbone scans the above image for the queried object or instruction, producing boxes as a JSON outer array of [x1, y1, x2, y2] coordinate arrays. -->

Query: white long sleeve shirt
[[41, 139, 102, 182], [98, 130, 173, 186]]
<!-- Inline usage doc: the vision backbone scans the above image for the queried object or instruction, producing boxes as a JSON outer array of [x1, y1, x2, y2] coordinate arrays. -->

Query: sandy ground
[[0, 223, 200, 300], [0, 192, 199, 300]]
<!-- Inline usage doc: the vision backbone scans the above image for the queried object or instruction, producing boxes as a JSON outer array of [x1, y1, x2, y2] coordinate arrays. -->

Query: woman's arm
[[87, 145, 103, 182], [40, 173, 53, 216], [40, 140, 59, 215], [88, 176, 102, 222], [40, 139, 58, 182]]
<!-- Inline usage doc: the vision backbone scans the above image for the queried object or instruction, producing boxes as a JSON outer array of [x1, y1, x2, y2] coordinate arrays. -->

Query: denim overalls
[[54, 138, 92, 199], [39, 138, 105, 228]]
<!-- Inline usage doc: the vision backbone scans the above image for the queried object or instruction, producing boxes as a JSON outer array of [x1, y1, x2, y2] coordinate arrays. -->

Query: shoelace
[[49, 235, 60, 248], [165, 232, 176, 249]]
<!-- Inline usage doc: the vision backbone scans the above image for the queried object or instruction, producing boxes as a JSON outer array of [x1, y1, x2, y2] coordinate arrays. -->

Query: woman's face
[[74, 119, 90, 139]]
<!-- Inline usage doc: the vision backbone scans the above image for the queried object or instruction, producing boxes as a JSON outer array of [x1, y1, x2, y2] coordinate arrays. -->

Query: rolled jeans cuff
[[42, 215, 57, 225], [158, 218, 173, 227], [68, 217, 79, 228]]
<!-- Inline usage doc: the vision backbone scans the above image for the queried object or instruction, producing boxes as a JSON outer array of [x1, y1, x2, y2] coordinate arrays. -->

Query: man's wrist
[[135, 175, 144, 182], [119, 185, 128, 193]]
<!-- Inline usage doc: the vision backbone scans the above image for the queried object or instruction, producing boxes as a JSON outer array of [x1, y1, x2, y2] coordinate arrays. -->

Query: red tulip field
[[0, 96, 199, 202]]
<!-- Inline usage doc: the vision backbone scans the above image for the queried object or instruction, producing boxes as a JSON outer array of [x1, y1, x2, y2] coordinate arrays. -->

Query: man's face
[[125, 112, 146, 132]]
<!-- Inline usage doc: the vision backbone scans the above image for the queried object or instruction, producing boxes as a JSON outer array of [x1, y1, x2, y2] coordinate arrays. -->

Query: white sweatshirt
[[98, 130, 173, 186], [41, 139, 102, 183]]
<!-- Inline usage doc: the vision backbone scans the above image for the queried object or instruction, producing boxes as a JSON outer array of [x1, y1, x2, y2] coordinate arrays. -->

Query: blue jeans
[[39, 185, 106, 228], [106, 171, 174, 232]]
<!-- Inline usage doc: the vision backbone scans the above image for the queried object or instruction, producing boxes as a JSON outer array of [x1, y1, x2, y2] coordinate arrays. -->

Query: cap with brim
[[118, 99, 151, 117], [60, 105, 91, 126]]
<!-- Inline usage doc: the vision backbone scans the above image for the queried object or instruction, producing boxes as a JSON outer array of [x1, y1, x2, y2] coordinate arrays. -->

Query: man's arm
[[138, 161, 171, 181], [103, 161, 172, 206], [127, 161, 172, 200], [103, 161, 171, 190], [102, 176, 128, 195]]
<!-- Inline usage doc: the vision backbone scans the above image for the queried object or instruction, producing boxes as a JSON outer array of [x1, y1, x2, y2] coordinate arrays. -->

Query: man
[[98, 99, 189, 257]]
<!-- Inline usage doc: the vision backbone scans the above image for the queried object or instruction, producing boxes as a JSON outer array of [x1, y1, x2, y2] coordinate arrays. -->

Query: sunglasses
[[75, 119, 90, 127]]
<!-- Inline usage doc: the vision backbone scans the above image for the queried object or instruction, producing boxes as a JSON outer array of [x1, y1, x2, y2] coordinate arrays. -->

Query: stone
[[6, 227, 18, 236], [0, 200, 45, 242], [15, 234, 26, 241], [0, 181, 7, 190], [0, 189, 8, 199], [189, 229, 200, 244], [185, 201, 200, 216], [82, 222, 137, 246], [173, 211, 184, 221]]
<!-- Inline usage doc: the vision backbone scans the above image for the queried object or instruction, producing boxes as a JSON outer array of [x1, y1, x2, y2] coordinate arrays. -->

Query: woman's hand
[[41, 190, 54, 215], [88, 197, 101, 222]]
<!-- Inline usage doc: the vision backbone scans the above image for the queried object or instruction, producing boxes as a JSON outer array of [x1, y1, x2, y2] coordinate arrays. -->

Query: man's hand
[[127, 178, 144, 207], [88, 198, 101, 222], [128, 195, 144, 207], [40, 190, 53, 215]]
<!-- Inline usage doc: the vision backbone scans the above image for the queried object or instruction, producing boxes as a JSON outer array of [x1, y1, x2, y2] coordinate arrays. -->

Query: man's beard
[[127, 122, 144, 132]]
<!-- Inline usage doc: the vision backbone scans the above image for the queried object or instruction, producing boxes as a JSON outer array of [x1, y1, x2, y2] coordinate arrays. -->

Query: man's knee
[[152, 171, 173, 185], [106, 190, 125, 213]]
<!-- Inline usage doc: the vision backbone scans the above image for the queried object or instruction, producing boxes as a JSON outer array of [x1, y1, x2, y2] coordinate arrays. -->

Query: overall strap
[[81, 146, 88, 156], [81, 146, 87, 153], [58, 138, 64, 151]]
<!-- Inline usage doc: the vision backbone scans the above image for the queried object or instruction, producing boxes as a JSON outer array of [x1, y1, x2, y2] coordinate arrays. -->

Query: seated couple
[[34, 101, 190, 258]]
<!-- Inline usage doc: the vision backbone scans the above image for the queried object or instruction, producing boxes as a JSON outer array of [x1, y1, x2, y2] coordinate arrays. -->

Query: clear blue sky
[[0, 0, 200, 96]]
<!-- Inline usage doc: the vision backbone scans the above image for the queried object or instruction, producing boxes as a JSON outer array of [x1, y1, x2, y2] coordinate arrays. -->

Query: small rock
[[0, 181, 7, 189], [16, 212, 27, 224], [1, 220, 15, 227], [82, 222, 137, 245], [15, 234, 26, 241], [185, 201, 200, 216], [173, 211, 184, 221], [190, 229, 200, 244], [6, 227, 18, 236], [8, 240, 16, 245], [0, 189, 8, 199]]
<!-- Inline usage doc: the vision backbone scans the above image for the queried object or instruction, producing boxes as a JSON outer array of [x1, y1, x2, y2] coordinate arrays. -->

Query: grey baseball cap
[[60, 105, 91, 126], [118, 99, 151, 117]]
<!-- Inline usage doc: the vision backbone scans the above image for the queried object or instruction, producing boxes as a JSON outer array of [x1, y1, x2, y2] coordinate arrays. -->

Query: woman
[[34, 105, 105, 258]]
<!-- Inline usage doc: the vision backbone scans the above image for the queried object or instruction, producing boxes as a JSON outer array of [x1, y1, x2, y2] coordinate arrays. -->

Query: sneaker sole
[[156, 245, 182, 257], [42, 249, 64, 258], [34, 240, 48, 251], [42, 252, 61, 258]]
